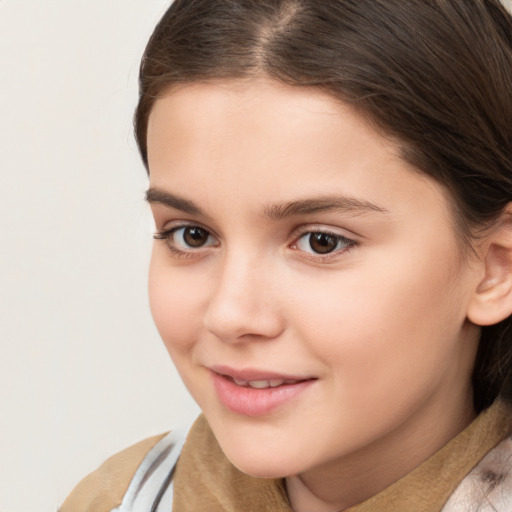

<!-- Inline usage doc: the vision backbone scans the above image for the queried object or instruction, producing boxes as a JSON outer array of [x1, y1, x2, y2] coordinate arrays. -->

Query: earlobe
[[467, 207, 512, 327]]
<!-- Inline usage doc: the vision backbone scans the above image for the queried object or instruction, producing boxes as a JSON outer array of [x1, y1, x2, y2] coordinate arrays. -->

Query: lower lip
[[211, 372, 314, 417]]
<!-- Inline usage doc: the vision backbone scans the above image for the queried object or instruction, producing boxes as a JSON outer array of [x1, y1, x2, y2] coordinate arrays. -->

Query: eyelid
[[153, 221, 219, 256], [154, 219, 219, 239], [290, 223, 358, 241], [289, 224, 358, 260]]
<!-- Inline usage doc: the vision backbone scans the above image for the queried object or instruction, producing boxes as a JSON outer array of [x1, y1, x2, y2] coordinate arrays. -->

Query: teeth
[[247, 380, 270, 389], [231, 377, 300, 388]]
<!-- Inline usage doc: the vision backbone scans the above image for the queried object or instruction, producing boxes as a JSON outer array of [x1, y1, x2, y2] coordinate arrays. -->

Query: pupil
[[309, 233, 338, 254], [184, 227, 208, 247]]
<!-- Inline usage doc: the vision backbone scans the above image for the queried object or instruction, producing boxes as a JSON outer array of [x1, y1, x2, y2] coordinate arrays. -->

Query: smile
[[231, 377, 302, 389], [210, 367, 316, 416]]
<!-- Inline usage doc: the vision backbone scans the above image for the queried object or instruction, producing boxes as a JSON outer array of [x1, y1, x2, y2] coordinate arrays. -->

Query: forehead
[[148, 81, 395, 175], [146, 79, 450, 224], [148, 79, 390, 142]]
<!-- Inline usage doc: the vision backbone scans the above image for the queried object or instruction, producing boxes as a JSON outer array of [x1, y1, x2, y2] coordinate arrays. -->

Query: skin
[[146, 80, 484, 511]]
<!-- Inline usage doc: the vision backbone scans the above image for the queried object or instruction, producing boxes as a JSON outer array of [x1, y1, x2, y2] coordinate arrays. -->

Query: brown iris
[[183, 227, 209, 247], [308, 233, 339, 254]]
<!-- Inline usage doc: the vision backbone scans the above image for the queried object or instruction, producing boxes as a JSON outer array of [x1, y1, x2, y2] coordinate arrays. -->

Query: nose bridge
[[203, 247, 283, 342]]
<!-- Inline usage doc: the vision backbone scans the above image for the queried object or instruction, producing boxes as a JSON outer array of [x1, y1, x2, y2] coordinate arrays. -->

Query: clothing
[[60, 399, 512, 512]]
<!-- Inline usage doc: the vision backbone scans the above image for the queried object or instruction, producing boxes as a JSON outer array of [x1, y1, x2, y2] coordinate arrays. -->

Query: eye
[[154, 225, 218, 252], [295, 231, 354, 255], [175, 226, 213, 248]]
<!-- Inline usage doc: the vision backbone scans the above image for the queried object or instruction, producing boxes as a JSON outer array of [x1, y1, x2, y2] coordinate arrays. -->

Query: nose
[[203, 253, 285, 343]]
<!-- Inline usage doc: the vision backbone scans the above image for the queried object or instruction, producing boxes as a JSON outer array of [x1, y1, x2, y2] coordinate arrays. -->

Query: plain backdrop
[[2, 1, 512, 511], [0, 2, 200, 511]]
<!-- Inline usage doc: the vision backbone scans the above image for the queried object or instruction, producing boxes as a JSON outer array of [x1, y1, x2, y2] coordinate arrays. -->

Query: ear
[[467, 206, 512, 326]]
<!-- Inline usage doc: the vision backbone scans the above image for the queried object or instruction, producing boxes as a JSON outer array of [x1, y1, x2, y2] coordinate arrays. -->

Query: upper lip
[[209, 365, 315, 382]]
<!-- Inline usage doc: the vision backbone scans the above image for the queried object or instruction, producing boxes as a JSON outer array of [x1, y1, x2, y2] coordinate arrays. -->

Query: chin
[[230, 456, 296, 479], [201, 404, 313, 479], [218, 437, 303, 479]]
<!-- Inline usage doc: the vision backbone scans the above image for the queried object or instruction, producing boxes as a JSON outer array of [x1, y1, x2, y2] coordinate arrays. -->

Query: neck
[[286, 390, 476, 512]]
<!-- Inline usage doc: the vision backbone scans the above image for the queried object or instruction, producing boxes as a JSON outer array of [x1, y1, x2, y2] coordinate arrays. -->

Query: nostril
[[203, 299, 285, 343], [202, 262, 285, 342]]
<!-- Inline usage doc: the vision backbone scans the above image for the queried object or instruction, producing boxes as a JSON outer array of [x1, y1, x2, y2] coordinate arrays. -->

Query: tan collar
[[173, 400, 512, 512]]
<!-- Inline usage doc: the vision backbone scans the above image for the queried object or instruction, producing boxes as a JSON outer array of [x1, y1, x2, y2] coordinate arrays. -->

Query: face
[[146, 80, 481, 482]]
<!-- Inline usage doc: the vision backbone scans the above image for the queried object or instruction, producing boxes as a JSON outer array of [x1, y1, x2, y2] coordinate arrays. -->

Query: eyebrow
[[146, 188, 209, 218], [145, 187, 389, 220], [263, 196, 389, 220]]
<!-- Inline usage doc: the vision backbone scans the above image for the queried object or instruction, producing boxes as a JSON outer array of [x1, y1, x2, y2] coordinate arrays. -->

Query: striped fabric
[[111, 427, 187, 512]]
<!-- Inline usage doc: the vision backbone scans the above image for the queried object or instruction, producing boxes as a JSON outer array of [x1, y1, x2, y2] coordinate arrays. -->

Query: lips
[[210, 366, 315, 416], [210, 365, 311, 383], [232, 377, 302, 388]]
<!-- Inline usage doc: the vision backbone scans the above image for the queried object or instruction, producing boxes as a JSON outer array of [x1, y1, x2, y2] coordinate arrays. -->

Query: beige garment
[[60, 400, 512, 512], [173, 400, 512, 512], [59, 433, 167, 512]]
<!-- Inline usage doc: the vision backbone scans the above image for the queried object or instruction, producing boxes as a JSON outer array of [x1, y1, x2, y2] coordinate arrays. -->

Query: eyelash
[[153, 224, 218, 259], [153, 224, 358, 262], [290, 228, 357, 261]]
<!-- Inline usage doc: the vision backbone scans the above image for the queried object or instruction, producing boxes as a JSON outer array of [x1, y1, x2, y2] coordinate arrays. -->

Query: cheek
[[292, 244, 467, 394], [148, 251, 207, 356]]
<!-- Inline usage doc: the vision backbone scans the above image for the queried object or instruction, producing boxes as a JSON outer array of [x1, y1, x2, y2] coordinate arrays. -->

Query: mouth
[[211, 365, 314, 387], [209, 366, 316, 416], [226, 375, 305, 389]]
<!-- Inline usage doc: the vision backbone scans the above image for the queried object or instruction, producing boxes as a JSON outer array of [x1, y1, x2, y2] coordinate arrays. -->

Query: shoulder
[[443, 436, 512, 511], [59, 433, 168, 512]]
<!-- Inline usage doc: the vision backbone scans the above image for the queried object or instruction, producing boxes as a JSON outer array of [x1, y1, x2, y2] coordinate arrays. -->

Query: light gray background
[[0, 2, 199, 511], [1, 1, 511, 511]]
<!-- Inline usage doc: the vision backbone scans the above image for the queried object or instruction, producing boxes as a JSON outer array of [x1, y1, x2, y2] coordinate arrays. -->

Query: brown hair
[[135, 0, 512, 411]]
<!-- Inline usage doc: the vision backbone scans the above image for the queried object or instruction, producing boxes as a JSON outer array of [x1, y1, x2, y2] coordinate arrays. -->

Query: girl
[[62, 0, 512, 510]]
